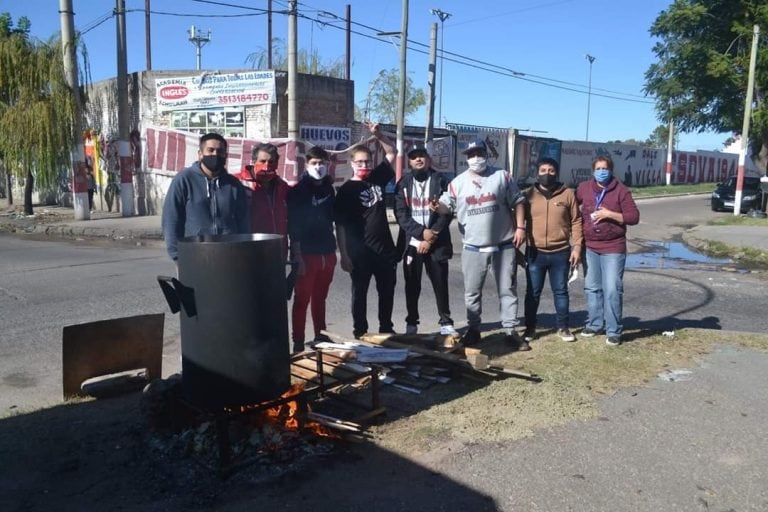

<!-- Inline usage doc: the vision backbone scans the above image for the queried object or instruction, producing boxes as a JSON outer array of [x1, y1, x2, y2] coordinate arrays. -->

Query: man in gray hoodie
[[161, 132, 250, 261]]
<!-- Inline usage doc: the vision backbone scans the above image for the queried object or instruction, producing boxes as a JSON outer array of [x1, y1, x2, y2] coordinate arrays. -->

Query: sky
[[1, 0, 736, 151]]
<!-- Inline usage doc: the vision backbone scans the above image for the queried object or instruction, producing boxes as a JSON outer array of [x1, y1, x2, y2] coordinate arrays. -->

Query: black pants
[[403, 246, 453, 327], [87, 189, 95, 211], [350, 249, 396, 337]]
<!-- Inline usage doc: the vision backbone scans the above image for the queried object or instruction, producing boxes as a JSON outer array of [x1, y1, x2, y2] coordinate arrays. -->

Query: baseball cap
[[462, 139, 487, 155], [407, 145, 430, 159]]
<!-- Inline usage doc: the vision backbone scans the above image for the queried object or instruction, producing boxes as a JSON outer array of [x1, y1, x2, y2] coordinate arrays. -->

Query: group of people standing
[[161, 124, 639, 354]]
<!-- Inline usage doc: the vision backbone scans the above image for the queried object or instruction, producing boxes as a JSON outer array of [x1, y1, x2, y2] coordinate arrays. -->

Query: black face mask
[[537, 173, 556, 188], [413, 169, 429, 182], [201, 155, 226, 174]]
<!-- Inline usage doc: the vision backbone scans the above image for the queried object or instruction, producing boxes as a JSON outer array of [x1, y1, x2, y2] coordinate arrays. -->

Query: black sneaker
[[557, 328, 576, 342], [462, 327, 482, 346], [580, 327, 601, 338], [606, 336, 622, 346], [523, 327, 536, 342], [505, 331, 531, 351], [313, 333, 332, 344]]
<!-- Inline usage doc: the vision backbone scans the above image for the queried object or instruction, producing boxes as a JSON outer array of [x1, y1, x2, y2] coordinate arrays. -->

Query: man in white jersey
[[437, 139, 528, 349]]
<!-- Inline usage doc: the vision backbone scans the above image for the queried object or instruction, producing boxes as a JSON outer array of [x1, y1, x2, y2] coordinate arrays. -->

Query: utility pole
[[59, 0, 89, 220], [267, 0, 272, 68], [424, 22, 437, 146], [430, 8, 451, 128], [345, 4, 351, 80], [287, 0, 298, 139], [144, 0, 151, 70], [585, 53, 595, 141], [734, 24, 760, 216], [116, 0, 134, 216], [395, 0, 409, 182], [187, 25, 211, 70], [665, 117, 674, 186]]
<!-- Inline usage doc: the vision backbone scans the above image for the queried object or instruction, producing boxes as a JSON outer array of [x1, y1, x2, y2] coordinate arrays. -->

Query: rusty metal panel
[[62, 313, 164, 399]]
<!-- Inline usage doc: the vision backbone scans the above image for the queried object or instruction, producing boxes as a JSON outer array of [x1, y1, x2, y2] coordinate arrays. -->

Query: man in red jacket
[[575, 155, 639, 346], [236, 143, 290, 256]]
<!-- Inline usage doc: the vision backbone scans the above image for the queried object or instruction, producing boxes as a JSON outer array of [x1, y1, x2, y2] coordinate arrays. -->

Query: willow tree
[[0, 13, 77, 214]]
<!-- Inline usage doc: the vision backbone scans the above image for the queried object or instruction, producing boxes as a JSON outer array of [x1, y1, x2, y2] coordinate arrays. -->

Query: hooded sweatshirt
[[575, 177, 640, 254], [161, 161, 249, 261]]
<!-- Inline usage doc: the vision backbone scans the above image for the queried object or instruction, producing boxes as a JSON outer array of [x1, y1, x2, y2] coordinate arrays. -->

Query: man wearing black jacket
[[395, 146, 457, 336]]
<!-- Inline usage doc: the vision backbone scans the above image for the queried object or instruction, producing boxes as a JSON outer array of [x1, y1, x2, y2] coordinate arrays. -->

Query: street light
[[585, 53, 595, 141], [430, 8, 451, 128]]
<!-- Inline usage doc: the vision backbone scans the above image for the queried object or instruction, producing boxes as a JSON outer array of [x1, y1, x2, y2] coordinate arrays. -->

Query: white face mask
[[306, 164, 327, 181], [467, 156, 487, 173]]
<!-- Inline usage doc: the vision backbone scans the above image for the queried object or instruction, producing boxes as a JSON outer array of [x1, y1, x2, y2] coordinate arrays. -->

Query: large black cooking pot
[[158, 234, 290, 411]]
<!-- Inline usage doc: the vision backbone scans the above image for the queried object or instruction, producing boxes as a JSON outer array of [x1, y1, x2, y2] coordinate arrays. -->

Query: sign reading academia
[[155, 71, 276, 111]]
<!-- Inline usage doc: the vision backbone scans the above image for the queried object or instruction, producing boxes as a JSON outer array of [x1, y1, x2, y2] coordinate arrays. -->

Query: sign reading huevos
[[155, 71, 276, 111]]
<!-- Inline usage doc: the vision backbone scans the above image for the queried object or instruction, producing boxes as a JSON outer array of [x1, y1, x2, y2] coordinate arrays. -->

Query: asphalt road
[[1, 194, 767, 511], [1, 194, 766, 412]]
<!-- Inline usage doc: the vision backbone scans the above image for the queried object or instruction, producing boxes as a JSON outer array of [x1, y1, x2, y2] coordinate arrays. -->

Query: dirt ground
[[2, 329, 767, 512]]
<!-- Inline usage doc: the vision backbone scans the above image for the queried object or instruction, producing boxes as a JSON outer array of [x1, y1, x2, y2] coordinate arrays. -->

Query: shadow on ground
[[0, 394, 498, 512]]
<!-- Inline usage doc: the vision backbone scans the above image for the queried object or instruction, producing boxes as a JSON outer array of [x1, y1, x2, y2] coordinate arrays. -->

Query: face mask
[[537, 174, 556, 188], [201, 155, 226, 174], [354, 167, 371, 180], [467, 156, 487, 173], [413, 169, 429, 182], [307, 164, 327, 181], [253, 161, 277, 181], [593, 169, 612, 184]]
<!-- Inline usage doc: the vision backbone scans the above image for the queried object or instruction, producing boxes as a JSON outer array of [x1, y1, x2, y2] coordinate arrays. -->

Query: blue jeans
[[583, 248, 626, 337], [524, 248, 570, 329]]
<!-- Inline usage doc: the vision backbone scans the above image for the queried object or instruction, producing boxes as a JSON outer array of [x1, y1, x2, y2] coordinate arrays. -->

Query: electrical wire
[[76, 0, 656, 104]]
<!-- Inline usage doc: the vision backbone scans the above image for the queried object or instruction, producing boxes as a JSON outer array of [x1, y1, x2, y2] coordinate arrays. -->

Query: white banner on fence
[[155, 71, 276, 111], [558, 141, 757, 187]]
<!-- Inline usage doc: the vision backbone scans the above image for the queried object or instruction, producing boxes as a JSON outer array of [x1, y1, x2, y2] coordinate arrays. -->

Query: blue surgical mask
[[594, 169, 612, 184]]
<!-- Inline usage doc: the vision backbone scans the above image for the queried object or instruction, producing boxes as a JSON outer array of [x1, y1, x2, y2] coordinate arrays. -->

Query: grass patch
[[631, 183, 714, 198], [375, 328, 768, 455], [707, 215, 768, 227], [697, 239, 768, 267]]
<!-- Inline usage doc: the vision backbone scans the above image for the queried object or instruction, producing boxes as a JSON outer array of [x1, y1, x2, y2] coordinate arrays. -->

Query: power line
[[78, 1, 657, 105]]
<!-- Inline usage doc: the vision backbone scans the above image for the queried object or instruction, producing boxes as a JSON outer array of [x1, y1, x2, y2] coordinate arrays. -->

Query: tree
[[245, 38, 345, 78], [0, 13, 78, 214], [644, 0, 768, 169], [646, 125, 679, 148], [359, 68, 426, 124]]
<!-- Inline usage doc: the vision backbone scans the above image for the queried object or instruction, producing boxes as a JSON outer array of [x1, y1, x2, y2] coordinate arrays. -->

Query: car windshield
[[723, 177, 759, 188]]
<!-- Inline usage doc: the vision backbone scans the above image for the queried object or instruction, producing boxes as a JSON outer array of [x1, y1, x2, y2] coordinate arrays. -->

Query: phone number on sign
[[217, 93, 271, 104]]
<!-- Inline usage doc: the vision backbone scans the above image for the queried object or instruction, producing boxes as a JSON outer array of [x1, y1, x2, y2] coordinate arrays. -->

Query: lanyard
[[594, 188, 607, 210]]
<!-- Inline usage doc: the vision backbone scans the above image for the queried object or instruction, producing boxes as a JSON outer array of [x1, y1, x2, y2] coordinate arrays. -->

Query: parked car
[[711, 176, 763, 212]]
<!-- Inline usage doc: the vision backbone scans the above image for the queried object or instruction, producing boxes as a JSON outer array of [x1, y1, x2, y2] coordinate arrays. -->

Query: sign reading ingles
[[155, 71, 276, 111]]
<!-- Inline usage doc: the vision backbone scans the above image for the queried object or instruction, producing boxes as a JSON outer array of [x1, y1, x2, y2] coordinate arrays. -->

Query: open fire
[[231, 383, 337, 440]]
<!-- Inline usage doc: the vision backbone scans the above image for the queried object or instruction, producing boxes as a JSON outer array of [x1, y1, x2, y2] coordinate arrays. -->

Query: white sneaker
[[440, 325, 459, 336], [405, 324, 418, 335]]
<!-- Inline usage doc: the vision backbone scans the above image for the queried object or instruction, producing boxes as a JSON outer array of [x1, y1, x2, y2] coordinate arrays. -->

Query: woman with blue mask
[[575, 155, 639, 346]]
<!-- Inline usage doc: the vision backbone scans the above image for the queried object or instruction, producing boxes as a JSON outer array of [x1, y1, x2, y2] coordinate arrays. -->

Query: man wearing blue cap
[[437, 138, 528, 349]]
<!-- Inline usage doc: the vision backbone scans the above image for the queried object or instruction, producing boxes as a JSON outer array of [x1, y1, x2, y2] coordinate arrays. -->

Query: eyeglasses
[[352, 160, 371, 165]]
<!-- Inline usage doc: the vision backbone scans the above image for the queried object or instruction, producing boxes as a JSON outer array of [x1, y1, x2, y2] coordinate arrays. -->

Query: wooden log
[[306, 412, 362, 432], [466, 353, 489, 370]]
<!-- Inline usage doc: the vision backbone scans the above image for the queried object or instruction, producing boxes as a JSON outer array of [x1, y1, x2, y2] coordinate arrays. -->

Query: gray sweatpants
[[461, 247, 519, 329]]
